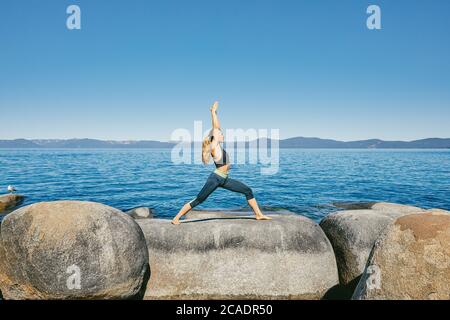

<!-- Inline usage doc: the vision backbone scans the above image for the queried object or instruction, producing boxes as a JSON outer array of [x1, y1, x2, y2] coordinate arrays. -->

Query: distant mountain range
[[0, 139, 173, 149], [278, 137, 450, 149], [1, 138, 449, 149]]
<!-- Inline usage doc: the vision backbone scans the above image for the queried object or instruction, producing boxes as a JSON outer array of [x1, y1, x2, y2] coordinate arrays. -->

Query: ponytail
[[202, 133, 213, 165]]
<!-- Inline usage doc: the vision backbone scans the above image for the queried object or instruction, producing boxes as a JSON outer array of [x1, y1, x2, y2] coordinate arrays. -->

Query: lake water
[[1, 149, 449, 222]]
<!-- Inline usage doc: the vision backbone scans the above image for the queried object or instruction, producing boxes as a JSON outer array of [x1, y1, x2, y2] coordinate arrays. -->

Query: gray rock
[[0, 201, 149, 300], [353, 211, 450, 300], [185, 209, 298, 220], [137, 213, 339, 299], [0, 194, 24, 214], [126, 207, 154, 219], [320, 202, 424, 296], [370, 202, 424, 214], [184, 210, 234, 220]]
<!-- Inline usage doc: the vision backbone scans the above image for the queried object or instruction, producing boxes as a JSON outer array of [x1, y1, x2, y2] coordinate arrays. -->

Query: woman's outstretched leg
[[172, 202, 192, 225], [222, 178, 272, 221], [172, 173, 220, 225]]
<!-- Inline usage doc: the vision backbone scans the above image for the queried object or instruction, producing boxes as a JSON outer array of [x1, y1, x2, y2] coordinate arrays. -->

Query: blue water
[[1, 149, 449, 222]]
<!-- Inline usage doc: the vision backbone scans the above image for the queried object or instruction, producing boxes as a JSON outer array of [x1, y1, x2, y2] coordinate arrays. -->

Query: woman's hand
[[210, 101, 221, 129], [210, 101, 219, 113]]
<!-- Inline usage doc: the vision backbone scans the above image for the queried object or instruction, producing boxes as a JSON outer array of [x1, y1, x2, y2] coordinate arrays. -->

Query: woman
[[171, 101, 272, 225]]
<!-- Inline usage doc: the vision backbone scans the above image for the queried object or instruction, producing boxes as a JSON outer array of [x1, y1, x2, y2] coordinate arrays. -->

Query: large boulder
[[353, 210, 450, 300], [320, 202, 424, 296], [137, 212, 339, 299], [0, 194, 24, 214], [0, 201, 149, 300]]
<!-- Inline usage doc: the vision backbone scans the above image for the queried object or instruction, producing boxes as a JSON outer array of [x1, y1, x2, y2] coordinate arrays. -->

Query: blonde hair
[[202, 130, 214, 165]]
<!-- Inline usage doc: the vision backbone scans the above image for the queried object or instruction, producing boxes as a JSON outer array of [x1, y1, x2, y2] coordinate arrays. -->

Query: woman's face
[[212, 129, 224, 142]]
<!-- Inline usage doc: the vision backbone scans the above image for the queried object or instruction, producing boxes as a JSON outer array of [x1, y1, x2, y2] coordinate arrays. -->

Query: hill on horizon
[[0, 137, 449, 149]]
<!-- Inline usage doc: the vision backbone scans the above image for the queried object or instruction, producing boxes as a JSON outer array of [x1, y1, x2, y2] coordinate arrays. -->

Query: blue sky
[[0, 0, 449, 141]]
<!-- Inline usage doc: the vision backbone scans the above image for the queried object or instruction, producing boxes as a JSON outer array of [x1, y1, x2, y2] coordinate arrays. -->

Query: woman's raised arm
[[210, 101, 221, 129]]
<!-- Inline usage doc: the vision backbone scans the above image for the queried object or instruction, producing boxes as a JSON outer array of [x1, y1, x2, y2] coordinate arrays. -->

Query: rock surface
[[0, 201, 149, 300], [0, 194, 24, 214], [353, 211, 450, 300], [137, 213, 339, 299], [320, 202, 424, 295], [126, 207, 154, 219], [184, 209, 297, 220], [370, 202, 424, 214]]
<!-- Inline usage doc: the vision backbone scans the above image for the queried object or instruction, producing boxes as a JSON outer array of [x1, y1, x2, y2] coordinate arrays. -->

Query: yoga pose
[[171, 101, 272, 225]]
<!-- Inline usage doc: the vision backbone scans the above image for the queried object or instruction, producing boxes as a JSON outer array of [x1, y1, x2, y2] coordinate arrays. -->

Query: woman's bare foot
[[256, 214, 272, 221], [171, 218, 181, 225]]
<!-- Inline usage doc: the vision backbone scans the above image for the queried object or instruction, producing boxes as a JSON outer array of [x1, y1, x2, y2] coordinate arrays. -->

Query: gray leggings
[[189, 171, 255, 209]]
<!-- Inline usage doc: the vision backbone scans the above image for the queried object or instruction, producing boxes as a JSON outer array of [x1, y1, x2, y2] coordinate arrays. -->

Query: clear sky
[[0, 0, 449, 141]]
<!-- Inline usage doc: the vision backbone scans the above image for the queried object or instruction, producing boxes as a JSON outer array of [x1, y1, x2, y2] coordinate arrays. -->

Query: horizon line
[[1, 136, 450, 143]]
